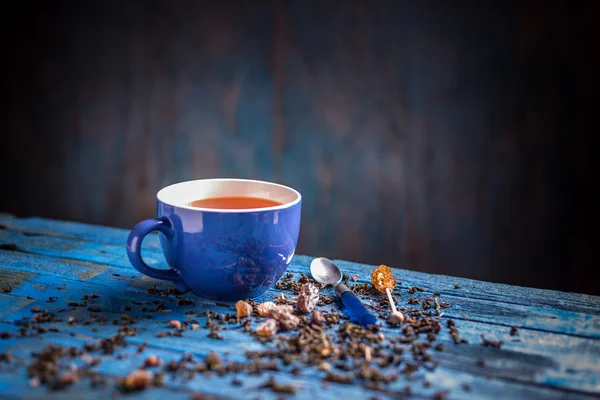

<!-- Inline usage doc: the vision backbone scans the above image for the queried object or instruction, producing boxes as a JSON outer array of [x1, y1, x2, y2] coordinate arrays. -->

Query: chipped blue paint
[[0, 294, 35, 319]]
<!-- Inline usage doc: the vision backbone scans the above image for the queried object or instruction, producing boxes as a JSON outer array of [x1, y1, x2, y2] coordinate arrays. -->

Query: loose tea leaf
[[351, 283, 378, 296], [318, 294, 335, 305], [324, 371, 352, 384], [407, 286, 425, 294], [434, 298, 441, 315], [311, 311, 325, 326], [433, 390, 448, 400], [447, 320, 468, 344], [9, 253, 500, 399], [274, 272, 295, 291], [205, 351, 222, 370], [56, 372, 78, 387], [259, 376, 297, 394], [481, 335, 503, 348]]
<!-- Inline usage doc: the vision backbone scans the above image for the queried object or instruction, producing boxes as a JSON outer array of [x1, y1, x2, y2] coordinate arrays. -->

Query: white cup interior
[[157, 178, 301, 212]]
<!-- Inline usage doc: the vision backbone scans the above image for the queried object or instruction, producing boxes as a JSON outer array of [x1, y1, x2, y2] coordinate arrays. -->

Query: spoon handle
[[335, 284, 377, 328]]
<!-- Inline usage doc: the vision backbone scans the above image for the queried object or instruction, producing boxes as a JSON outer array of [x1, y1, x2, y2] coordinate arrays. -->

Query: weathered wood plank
[[2, 215, 599, 396], [0, 229, 166, 269], [0, 373, 197, 400], [1, 269, 599, 396], [0, 295, 35, 319], [3, 309, 600, 397], [1, 248, 599, 340], [332, 259, 600, 314], [4, 279, 600, 386], [0, 216, 135, 248], [0, 332, 399, 400], [1, 324, 597, 400], [1, 218, 599, 316], [0, 269, 37, 293], [0, 249, 113, 282]]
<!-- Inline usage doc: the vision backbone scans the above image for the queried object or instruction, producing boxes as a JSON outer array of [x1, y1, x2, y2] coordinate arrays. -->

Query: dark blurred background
[[1, 1, 595, 294]]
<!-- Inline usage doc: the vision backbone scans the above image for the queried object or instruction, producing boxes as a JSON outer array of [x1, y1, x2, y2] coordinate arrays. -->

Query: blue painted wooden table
[[0, 214, 598, 399]]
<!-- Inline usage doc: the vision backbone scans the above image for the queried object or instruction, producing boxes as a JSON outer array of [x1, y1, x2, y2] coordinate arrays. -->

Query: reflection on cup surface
[[127, 178, 302, 302]]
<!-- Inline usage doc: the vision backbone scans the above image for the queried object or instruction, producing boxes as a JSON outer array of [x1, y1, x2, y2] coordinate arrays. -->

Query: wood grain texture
[[2, 215, 599, 315], [2, 270, 600, 392], [1, 330, 598, 400], [2, 247, 599, 341], [0, 217, 599, 399], [0, 1, 596, 295]]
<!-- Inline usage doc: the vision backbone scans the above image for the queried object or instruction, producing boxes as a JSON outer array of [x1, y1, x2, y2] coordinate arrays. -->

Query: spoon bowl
[[310, 257, 343, 286]]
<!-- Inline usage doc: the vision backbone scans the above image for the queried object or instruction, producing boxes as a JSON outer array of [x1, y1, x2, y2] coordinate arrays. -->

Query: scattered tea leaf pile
[[0, 268, 496, 398]]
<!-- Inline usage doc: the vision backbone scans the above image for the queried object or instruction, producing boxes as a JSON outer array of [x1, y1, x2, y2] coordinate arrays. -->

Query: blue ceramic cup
[[126, 178, 302, 301]]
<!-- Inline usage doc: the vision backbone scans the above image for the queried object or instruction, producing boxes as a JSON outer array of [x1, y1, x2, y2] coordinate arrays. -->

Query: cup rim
[[156, 178, 302, 213]]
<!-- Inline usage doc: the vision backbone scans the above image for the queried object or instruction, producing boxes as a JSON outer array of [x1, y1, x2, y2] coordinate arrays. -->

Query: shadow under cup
[[126, 179, 302, 302]]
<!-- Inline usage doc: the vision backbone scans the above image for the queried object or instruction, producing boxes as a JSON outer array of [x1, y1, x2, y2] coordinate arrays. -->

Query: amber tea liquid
[[186, 196, 282, 209]]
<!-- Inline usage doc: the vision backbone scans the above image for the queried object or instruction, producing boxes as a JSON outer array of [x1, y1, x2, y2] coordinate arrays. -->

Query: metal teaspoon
[[310, 257, 377, 328]]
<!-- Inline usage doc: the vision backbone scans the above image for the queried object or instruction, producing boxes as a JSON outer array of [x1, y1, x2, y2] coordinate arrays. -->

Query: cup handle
[[126, 217, 182, 283]]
